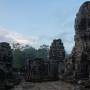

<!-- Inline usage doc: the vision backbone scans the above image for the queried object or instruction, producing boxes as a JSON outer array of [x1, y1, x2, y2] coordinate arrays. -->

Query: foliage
[[13, 49, 24, 70], [36, 44, 49, 60], [12, 43, 49, 70], [23, 47, 37, 60]]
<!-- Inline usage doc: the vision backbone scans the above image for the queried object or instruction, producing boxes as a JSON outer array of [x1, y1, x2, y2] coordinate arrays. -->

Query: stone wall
[[0, 42, 13, 89], [25, 58, 51, 81]]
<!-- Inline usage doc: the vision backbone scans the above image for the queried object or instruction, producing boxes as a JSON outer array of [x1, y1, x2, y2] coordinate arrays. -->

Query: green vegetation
[[12, 43, 49, 70]]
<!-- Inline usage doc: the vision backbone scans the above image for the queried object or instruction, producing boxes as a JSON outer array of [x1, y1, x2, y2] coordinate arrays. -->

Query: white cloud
[[54, 31, 75, 53], [0, 26, 75, 53], [0, 27, 39, 46]]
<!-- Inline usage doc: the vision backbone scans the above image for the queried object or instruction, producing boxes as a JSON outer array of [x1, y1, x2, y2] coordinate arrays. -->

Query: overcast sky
[[0, 0, 87, 53]]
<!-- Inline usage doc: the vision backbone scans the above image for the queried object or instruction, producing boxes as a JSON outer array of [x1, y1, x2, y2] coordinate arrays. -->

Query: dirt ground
[[12, 80, 75, 90]]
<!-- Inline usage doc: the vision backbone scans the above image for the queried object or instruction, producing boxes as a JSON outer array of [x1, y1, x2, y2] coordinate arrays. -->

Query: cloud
[[0, 26, 75, 53], [54, 31, 75, 53], [0, 27, 39, 46]]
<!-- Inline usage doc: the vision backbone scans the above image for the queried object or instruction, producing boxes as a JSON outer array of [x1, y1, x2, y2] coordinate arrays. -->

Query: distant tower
[[49, 39, 65, 62], [49, 39, 65, 78]]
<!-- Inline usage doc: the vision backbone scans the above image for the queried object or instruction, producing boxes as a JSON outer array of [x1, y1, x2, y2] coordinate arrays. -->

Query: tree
[[12, 43, 25, 70], [23, 47, 37, 60], [12, 43, 49, 70], [36, 44, 49, 60], [13, 49, 24, 70]]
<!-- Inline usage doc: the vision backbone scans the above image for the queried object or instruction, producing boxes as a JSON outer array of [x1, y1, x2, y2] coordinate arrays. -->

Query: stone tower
[[49, 39, 65, 62], [73, 1, 90, 80], [49, 39, 65, 77]]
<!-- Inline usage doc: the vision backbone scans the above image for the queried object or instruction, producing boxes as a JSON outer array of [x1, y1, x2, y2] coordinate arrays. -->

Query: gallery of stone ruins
[[0, 1, 90, 90]]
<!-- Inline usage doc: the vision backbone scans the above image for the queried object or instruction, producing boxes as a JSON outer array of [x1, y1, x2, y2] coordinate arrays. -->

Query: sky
[[0, 0, 88, 53]]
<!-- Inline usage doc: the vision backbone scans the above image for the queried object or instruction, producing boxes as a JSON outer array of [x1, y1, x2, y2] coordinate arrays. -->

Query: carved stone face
[[75, 2, 90, 50], [79, 1, 90, 15]]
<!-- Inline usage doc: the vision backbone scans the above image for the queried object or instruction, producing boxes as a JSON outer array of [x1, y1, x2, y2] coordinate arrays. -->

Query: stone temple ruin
[[25, 1, 90, 84], [25, 39, 65, 82], [0, 42, 21, 90], [1, 1, 90, 90], [49, 39, 65, 61], [25, 58, 51, 81], [72, 1, 90, 81], [49, 39, 65, 75], [0, 42, 13, 89], [64, 1, 90, 86]]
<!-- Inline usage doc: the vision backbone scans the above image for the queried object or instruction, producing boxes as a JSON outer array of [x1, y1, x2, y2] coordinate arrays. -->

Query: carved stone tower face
[[75, 1, 90, 51], [49, 39, 65, 62], [74, 1, 90, 80]]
